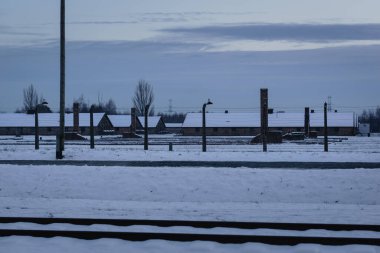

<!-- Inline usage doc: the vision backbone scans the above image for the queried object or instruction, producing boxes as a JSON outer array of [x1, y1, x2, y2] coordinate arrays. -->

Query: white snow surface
[[1, 237, 379, 253], [0, 136, 379, 162], [0, 164, 380, 252], [138, 116, 163, 128], [107, 114, 133, 127], [1, 165, 379, 223], [1, 136, 380, 252]]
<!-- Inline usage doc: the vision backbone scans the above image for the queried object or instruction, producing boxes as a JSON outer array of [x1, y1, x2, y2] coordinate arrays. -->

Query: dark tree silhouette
[[22, 84, 39, 112], [132, 80, 154, 116], [359, 107, 380, 132], [21, 84, 51, 113]]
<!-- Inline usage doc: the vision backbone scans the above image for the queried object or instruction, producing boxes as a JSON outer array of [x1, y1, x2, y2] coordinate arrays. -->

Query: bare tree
[[104, 98, 117, 114], [22, 84, 39, 112], [133, 80, 154, 116]]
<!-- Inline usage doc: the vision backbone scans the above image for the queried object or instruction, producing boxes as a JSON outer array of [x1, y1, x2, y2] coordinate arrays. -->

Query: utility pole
[[324, 102, 328, 152], [35, 107, 39, 150], [90, 106, 94, 149], [57, 0, 65, 159], [260, 89, 268, 152]]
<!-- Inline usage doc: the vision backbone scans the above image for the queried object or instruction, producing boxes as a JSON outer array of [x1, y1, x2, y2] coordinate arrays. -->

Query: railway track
[[0, 217, 379, 246]]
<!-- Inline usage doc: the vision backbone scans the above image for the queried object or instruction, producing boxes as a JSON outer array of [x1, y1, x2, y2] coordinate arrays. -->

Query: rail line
[[0, 217, 379, 246]]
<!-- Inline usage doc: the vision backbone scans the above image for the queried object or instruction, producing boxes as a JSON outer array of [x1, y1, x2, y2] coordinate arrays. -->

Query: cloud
[[67, 11, 260, 26], [0, 25, 46, 36], [165, 23, 380, 42], [1, 40, 379, 113]]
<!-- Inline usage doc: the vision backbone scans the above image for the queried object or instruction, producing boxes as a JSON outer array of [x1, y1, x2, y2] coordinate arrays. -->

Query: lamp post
[[35, 101, 48, 150], [202, 99, 213, 152], [144, 104, 150, 150]]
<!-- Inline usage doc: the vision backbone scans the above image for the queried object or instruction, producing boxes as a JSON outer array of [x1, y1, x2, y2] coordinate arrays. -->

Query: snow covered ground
[[0, 164, 380, 252], [2, 237, 378, 253], [0, 135, 380, 162], [1, 164, 379, 222], [1, 136, 379, 252]]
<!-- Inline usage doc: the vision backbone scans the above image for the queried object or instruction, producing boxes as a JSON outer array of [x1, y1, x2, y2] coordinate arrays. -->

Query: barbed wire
[[1, 104, 379, 114]]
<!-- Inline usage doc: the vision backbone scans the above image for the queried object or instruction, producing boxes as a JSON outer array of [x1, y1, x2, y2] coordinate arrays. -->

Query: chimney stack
[[73, 102, 79, 133], [130, 108, 136, 133]]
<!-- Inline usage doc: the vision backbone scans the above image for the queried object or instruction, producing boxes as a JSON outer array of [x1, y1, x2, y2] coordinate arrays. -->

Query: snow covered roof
[[108, 115, 132, 127], [65, 113, 105, 127], [182, 112, 355, 128], [0, 113, 105, 127], [138, 116, 164, 128]]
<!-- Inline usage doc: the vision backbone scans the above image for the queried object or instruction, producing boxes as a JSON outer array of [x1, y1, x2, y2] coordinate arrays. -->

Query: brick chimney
[[130, 107, 136, 133], [304, 107, 310, 137], [73, 102, 80, 133]]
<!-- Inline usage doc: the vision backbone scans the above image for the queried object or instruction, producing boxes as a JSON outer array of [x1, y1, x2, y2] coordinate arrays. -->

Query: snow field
[[1, 165, 379, 223], [1, 236, 379, 253], [0, 136, 380, 162], [1, 136, 379, 252]]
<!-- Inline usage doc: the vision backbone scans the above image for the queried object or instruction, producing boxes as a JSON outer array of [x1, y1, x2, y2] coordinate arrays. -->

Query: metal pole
[[202, 103, 206, 152], [144, 105, 149, 150], [260, 89, 268, 152], [57, 0, 65, 159], [324, 102, 328, 152], [35, 106, 39, 150], [90, 107, 94, 149]]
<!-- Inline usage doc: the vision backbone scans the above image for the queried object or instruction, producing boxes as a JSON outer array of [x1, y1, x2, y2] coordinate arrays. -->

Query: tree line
[[157, 112, 186, 123], [16, 84, 52, 113], [17, 80, 156, 117], [359, 107, 380, 132]]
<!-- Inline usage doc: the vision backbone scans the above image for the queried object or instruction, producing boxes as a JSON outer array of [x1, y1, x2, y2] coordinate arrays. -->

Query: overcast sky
[[1, 0, 380, 113]]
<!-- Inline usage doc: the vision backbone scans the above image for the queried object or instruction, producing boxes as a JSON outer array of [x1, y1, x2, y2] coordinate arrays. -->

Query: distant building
[[358, 123, 370, 136], [0, 113, 113, 136], [165, 123, 183, 134], [182, 112, 357, 136], [108, 114, 143, 135], [138, 116, 166, 134]]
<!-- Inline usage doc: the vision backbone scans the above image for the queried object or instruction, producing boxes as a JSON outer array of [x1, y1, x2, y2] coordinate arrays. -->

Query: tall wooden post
[[90, 106, 94, 149], [144, 105, 149, 150], [304, 107, 310, 138], [260, 89, 268, 152], [35, 106, 39, 150], [57, 0, 65, 159], [324, 102, 328, 152]]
